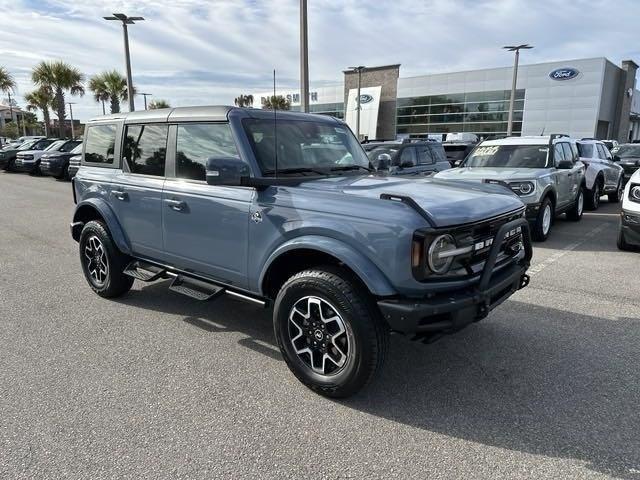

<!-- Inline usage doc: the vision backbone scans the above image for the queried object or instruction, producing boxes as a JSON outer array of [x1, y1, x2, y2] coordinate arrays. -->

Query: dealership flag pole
[[300, 0, 309, 113], [503, 44, 533, 136]]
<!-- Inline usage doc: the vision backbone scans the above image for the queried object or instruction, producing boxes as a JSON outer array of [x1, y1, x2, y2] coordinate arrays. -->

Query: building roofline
[[342, 64, 401, 74]]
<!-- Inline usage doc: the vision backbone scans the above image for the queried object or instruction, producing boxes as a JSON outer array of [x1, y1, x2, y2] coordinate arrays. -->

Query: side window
[[84, 124, 117, 164], [176, 123, 239, 181], [415, 145, 434, 165], [123, 124, 168, 176], [561, 143, 574, 163], [399, 147, 417, 167], [569, 142, 579, 161], [596, 143, 609, 160], [554, 143, 566, 166]]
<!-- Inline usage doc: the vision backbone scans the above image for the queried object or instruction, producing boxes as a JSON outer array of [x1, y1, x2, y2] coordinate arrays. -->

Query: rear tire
[[79, 220, 134, 298], [273, 266, 388, 398], [532, 197, 553, 241], [585, 179, 601, 210], [566, 186, 584, 221], [608, 178, 624, 203]]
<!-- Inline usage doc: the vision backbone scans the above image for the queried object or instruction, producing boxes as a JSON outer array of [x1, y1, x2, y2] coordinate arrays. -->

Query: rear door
[[553, 142, 572, 208], [161, 122, 253, 288], [110, 123, 168, 259], [596, 142, 618, 188], [562, 142, 582, 203]]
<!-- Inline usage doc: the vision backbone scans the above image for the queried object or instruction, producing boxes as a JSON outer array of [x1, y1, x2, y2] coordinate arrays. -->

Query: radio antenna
[[273, 69, 278, 178]]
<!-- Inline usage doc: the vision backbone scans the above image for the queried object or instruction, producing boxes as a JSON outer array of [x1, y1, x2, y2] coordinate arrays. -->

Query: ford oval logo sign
[[549, 67, 580, 81], [359, 94, 374, 104]]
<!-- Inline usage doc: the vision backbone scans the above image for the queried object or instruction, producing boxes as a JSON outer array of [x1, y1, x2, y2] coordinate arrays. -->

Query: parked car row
[[0, 137, 82, 179]]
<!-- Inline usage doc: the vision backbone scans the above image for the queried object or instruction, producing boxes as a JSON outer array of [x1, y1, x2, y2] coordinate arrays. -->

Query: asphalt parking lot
[[1, 172, 639, 480]]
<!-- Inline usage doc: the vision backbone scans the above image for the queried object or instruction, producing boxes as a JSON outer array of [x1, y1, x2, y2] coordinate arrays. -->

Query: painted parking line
[[527, 223, 608, 276]]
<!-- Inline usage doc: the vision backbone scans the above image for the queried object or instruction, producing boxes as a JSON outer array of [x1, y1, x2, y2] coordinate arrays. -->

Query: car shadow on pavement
[[117, 283, 639, 479]]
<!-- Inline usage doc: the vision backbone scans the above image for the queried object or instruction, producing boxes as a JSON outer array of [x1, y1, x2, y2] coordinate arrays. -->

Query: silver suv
[[435, 135, 585, 241], [576, 139, 624, 209]]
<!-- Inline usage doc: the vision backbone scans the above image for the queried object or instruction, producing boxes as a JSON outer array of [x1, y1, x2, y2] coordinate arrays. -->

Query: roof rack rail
[[549, 133, 570, 140]]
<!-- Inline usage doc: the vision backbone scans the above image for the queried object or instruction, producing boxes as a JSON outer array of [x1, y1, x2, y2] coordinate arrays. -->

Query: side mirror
[[556, 159, 573, 169], [206, 157, 250, 186], [613, 155, 620, 162], [376, 153, 392, 171], [454, 160, 463, 167]]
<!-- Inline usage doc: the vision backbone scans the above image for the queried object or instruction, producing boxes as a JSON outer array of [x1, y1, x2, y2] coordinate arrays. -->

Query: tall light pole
[[67, 102, 76, 140], [299, 0, 309, 113], [139, 92, 152, 110], [503, 44, 533, 136], [348, 66, 366, 140], [104, 13, 144, 112]]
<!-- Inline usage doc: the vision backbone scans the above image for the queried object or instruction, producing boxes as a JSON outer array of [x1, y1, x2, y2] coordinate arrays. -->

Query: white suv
[[576, 139, 624, 210], [618, 168, 640, 250]]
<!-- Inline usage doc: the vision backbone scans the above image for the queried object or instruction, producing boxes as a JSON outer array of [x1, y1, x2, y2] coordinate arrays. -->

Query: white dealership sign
[[345, 86, 381, 140]]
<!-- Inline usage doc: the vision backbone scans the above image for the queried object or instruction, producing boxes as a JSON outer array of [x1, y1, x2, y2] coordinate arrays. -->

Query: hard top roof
[[481, 135, 575, 146]]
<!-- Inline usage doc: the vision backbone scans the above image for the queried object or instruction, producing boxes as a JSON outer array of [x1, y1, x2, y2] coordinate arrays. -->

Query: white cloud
[[0, 0, 638, 122]]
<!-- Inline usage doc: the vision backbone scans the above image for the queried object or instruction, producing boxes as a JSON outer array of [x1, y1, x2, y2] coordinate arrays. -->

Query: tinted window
[[60, 140, 81, 152], [561, 143, 574, 163], [577, 142, 594, 158], [415, 145, 433, 164], [595, 143, 608, 159], [176, 124, 239, 181], [570, 142, 579, 160], [554, 144, 566, 165], [399, 147, 417, 167], [614, 144, 640, 158], [85, 124, 117, 164], [123, 124, 168, 176], [429, 144, 447, 163]]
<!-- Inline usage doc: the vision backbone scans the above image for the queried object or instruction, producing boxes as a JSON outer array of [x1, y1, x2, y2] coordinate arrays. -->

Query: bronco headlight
[[427, 234, 457, 274], [508, 181, 535, 196], [630, 185, 640, 203]]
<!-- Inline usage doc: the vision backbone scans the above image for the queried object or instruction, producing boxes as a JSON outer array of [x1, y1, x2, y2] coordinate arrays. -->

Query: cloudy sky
[[1, 0, 639, 122]]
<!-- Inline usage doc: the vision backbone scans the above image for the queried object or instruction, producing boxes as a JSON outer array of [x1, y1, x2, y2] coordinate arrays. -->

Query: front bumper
[[14, 158, 37, 172], [621, 210, 640, 246], [40, 159, 63, 176], [378, 218, 532, 335]]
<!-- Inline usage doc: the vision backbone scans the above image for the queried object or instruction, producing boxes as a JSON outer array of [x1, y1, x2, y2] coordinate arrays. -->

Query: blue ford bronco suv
[[71, 106, 532, 397]]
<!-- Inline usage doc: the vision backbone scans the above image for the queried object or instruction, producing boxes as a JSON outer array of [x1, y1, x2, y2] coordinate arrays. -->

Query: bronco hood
[[434, 167, 550, 182], [296, 175, 524, 228]]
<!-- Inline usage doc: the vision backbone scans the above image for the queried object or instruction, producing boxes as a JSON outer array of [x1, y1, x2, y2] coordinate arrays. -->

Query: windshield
[[59, 141, 80, 152], [18, 140, 38, 150], [70, 144, 83, 154], [45, 140, 66, 151], [613, 144, 640, 158], [465, 144, 549, 168], [366, 146, 399, 166], [242, 118, 370, 176]]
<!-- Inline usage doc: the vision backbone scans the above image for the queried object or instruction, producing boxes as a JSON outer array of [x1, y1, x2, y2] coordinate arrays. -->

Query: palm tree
[[261, 95, 290, 110], [24, 87, 54, 136], [88, 70, 133, 115], [234, 94, 254, 108], [0, 67, 17, 121], [148, 99, 170, 110], [32, 60, 85, 138]]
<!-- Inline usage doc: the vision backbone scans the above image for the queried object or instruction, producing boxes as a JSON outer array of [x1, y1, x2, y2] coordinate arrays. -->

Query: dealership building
[[252, 57, 640, 142]]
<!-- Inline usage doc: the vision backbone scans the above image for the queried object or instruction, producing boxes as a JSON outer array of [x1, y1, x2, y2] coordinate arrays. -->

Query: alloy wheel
[[578, 191, 584, 216], [84, 235, 108, 285], [542, 204, 552, 235], [288, 296, 350, 376]]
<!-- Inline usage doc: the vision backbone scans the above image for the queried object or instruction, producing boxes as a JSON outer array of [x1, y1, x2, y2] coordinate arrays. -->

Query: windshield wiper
[[263, 167, 328, 176], [329, 165, 373, 173]]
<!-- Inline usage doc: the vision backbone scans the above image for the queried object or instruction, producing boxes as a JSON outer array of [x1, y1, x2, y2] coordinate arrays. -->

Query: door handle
[[165, 198, 186, 211], [112, 190, 128, 200], [567, 173, 573, 177]]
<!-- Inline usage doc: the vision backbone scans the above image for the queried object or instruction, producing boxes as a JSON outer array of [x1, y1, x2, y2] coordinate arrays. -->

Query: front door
[[110, 123, 168, 259], [161, 123, 253, 289], [553, 143, 573, 208]]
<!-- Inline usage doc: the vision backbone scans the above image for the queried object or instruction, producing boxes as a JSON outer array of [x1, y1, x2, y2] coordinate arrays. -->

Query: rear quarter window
[[84, 124, 117, 165]]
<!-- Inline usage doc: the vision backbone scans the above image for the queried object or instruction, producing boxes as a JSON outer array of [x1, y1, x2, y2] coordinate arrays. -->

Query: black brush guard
[[378, 217, 532, 339]]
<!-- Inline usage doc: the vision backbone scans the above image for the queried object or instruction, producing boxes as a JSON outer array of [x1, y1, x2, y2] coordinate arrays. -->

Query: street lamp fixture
[[139, 92, 152, 110], [348, 66, 366, 140], [503, 44, 533, 136], [67, 102, 76, 140], [104, 13, 144, 112]]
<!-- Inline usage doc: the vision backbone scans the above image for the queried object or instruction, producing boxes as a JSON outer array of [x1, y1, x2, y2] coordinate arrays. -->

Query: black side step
[[169, 275, 225, 301], [123, 261, 167, 282]]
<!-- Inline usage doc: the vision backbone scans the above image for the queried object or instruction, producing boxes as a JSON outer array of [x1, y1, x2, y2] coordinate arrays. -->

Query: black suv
[[363, 139, 450, 176]]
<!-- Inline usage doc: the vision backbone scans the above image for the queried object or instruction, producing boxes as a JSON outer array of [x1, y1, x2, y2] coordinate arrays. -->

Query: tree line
[[0, 62, 171, 139]]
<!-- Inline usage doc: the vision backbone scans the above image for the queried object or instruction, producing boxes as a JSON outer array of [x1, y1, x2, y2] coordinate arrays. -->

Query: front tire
[[273, 266, 388, 398], [79, 220, 134, 298], [566, 186, 584, 221], [532, 197, 553, 241], [617, 225, 633, 251]]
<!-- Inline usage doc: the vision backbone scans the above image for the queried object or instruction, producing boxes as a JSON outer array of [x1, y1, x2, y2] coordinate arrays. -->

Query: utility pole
[[348, 66, 365, 140], [139, 92, 152, 110], [68, 102, 75, 140], [104, 13, 144, 112], [503, 44, 533, 136], [299, 0, 309, 113]]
